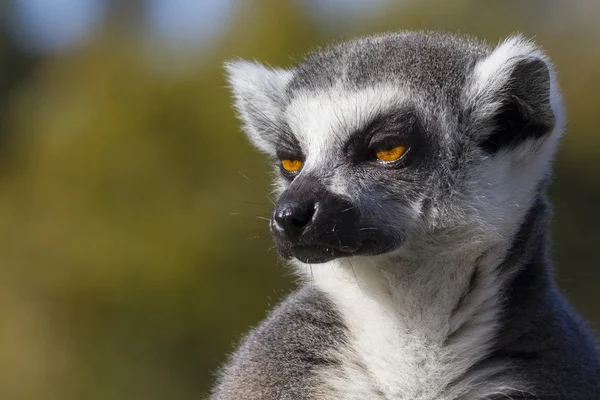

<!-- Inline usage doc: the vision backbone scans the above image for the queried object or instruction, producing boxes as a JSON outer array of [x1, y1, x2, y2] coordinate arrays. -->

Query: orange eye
[[281, 159, 304, 172], [375, 145, 407, 162]]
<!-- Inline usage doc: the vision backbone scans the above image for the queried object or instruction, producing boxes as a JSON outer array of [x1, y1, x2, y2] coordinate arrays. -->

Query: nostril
[[273, 202, 315, 239], [290, 213, 311, 229]]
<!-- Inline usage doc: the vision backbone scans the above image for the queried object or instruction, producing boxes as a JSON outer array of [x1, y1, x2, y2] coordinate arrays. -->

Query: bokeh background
[[0, 0, 599, 399]]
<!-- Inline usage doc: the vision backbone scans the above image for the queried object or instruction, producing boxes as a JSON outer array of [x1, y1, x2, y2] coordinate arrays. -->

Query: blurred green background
[[0, 0, 598, 399]]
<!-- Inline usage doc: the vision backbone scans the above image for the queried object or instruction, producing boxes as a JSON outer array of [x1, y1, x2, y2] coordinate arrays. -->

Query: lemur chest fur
[[307, 249, 509, 400]]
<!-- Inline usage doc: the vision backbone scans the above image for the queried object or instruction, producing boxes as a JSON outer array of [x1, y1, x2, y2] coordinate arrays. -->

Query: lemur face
[[226, 33, 562, 264], [268, 106, 423, 263], [269, 96, 432, 263]]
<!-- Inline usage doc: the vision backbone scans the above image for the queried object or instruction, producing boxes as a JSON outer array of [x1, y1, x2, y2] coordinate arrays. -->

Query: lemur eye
[[375, 145, 407, 162], [281, 159, 304, 172]]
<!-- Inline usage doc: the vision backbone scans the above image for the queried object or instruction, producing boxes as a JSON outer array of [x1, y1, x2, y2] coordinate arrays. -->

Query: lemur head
[[226, 32, 563, 264]]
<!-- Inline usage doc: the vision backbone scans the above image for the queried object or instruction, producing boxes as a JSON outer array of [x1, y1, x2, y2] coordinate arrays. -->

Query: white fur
[[284, 85, 412, 198], [464, 35, 565, 243], [299, 240, 526, 400]]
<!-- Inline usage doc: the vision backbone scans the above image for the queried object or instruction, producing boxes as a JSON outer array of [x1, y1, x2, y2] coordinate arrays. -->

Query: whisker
[[347, 258, 364, 293], [237, 170, 251, 181], [230, 212, 271, 217], [246, 236, 261, 240], [229, 213, 271, 221], [245, 102, 289, 137], [236, 200, 272, 207], [329, 261, 340, 280]]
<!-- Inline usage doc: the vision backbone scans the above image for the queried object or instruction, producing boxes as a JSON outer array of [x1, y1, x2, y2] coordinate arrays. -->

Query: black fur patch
[[480, 58, 555, 153], [456, 195, 600, 398]]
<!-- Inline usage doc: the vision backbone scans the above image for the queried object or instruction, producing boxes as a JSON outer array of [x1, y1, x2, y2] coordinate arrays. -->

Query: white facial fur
[[284, 85, 411, 198]]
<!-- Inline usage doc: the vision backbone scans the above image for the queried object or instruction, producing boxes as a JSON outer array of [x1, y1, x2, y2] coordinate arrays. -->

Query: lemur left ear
[[225, 60, 294, 155], [464, 35, 563, 153]]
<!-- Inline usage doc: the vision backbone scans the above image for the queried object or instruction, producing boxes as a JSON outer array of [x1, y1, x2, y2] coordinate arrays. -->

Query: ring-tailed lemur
[[212, 32, 600, 399]]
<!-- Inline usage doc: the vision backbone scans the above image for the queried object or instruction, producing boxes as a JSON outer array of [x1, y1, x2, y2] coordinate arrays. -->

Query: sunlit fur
[[213, 32, 600, 400]]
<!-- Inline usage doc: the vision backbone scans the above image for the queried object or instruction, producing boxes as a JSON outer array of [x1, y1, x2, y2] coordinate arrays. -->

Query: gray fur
[[288, 32, 487, 101], [212, 287, 348, 399], [215, 32, 600, 399]]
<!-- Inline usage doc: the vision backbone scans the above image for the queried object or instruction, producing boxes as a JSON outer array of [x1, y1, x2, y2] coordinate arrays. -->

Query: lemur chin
[[212, 32, 600, 400]]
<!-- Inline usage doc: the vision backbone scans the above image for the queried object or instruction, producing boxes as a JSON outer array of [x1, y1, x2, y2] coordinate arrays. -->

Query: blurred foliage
[[0, 0, 598, 399]]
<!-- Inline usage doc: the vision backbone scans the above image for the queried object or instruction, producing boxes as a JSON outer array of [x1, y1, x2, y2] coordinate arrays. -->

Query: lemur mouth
[[290, 244, 355, 264], [289, 238, 392, 264]]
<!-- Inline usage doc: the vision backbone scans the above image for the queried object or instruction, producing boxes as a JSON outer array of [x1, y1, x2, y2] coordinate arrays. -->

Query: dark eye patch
[[344, 108, 422, 163], [273, 122, 304, 181]]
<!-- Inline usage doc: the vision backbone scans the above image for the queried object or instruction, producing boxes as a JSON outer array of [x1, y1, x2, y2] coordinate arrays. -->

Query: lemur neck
[[306, 194, 551, 342], [303, 196, 552, 398]]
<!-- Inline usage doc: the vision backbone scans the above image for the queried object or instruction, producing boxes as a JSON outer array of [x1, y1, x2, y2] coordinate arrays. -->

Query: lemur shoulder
[[212, 32, 600, 400]]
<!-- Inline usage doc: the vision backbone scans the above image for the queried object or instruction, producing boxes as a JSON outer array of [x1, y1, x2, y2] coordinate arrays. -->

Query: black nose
[[273, 202, 316, 239]]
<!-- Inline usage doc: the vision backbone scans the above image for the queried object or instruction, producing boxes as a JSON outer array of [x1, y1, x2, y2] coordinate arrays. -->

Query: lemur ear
[[225, 60, 294, 154], [464, 35, 563, 153]]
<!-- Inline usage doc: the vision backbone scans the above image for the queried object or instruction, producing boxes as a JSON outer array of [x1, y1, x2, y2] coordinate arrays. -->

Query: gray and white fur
[[212, 32, 600, 399]]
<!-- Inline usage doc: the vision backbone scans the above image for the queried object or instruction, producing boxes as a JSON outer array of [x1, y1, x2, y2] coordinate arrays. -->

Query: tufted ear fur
[[225, 60, 294, 155], [464, 35, 564, 153]]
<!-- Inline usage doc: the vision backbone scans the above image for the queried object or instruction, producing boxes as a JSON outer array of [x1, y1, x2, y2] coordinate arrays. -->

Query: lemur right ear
[[464, 36, 563, 153], [225, 60, 294, 155]]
